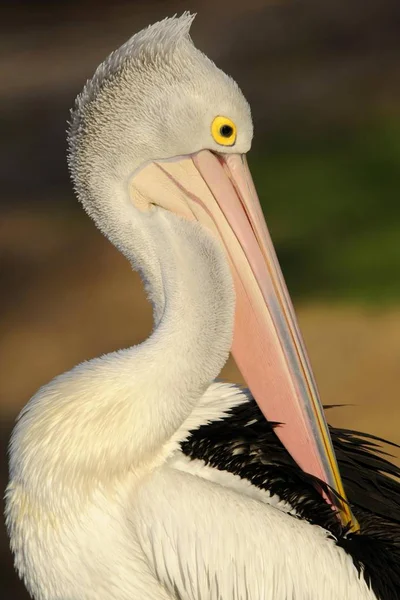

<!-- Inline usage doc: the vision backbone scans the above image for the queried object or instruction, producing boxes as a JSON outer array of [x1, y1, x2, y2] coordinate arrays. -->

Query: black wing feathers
[[181, 396, 400, 600]]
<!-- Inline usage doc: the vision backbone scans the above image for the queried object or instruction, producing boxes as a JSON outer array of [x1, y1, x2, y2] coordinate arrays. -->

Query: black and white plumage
[[181, 393, 400, 600]]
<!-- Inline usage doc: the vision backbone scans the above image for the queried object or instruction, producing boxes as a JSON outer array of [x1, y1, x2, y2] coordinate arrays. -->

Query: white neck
[[9, 209, 235, 501]]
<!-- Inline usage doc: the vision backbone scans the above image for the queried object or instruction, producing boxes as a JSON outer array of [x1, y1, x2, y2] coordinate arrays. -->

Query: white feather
[[5, 14, 378, 600]]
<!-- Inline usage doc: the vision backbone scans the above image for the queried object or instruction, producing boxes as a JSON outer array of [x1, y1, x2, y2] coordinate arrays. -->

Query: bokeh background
[[1, 0, 400, 596]]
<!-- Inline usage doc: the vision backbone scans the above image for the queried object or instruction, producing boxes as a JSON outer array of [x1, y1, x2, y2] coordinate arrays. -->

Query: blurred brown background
[[1, 0, 400, 597]]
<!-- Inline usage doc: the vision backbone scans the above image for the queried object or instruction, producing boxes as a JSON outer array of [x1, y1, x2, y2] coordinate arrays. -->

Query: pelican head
[[68, 13, 355, 529], [68, 13, 251, 234]]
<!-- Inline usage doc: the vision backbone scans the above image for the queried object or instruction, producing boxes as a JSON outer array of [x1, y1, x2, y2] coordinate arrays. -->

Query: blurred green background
[[251, 120, 400, 301], [1, 0, 399, 597]]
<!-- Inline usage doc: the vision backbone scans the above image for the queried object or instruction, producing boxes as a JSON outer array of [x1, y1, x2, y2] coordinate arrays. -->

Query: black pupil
[[220, 124, 233, 138]]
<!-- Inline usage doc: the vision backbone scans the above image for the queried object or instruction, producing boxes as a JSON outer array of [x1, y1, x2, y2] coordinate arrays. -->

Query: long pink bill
[[193, 150, 358, 531]]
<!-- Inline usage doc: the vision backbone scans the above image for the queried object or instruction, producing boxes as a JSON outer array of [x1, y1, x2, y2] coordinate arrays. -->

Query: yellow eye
[[211, 116, 237, 146]]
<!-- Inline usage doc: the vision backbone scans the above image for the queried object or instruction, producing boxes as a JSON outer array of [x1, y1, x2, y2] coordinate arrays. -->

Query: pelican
[[6, 13, 400, 600]]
